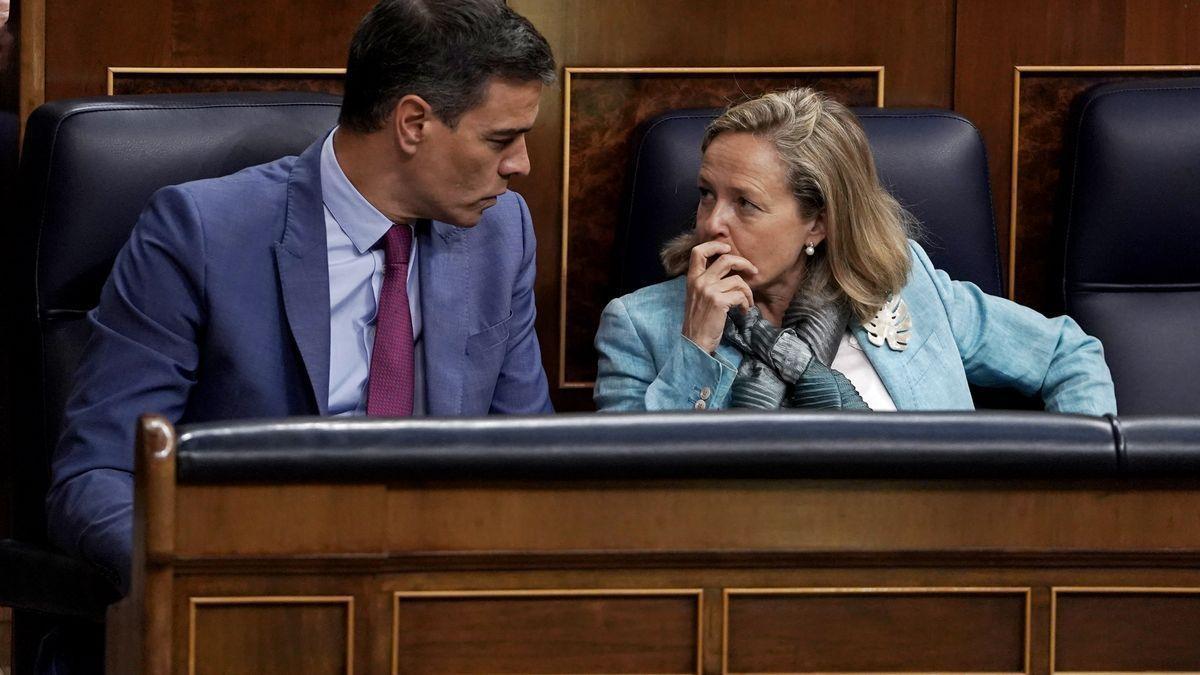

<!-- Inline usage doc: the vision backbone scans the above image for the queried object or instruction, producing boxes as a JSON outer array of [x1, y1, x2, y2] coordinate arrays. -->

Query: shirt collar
[[320, 127, 398, 255]]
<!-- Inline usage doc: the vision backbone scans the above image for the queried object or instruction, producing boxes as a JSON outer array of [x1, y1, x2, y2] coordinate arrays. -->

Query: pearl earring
[[805, 242, 816, 256]]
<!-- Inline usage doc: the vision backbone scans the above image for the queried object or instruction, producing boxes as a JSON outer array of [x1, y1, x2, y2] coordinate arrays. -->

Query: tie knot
[[383, 223, 412, 266]]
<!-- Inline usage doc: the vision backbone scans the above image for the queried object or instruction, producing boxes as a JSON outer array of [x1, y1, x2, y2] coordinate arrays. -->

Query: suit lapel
[[274, 138, 332, 414], [418, 219, 469, 415]]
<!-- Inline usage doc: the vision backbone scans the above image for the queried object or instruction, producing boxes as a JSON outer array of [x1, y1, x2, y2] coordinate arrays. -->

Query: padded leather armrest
[[0, 539, 121, 619], [176, 411, 1119, 483], [1119, 416, 1200, 476]]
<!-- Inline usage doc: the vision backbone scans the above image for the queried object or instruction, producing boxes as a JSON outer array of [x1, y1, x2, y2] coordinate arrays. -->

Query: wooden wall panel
[[955, 0, 1200, 313], [43, 0, 372, 100], [189, 597, 353, 675], [391, 590, 700, 674], [725, 588, 1028, 673], [512, 0, 955, 409], [1053, 589, 1200, 672]]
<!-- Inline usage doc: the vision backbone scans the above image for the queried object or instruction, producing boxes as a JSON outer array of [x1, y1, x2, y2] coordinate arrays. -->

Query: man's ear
[[392, 94, 434, 154]]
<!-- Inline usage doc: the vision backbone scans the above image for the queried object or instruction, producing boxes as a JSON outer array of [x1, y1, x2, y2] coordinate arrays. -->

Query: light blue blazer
[[595, 240, 1117, 415]]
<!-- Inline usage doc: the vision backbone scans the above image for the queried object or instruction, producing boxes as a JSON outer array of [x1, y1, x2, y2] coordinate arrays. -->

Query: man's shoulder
[[171, 154, 299, 205]]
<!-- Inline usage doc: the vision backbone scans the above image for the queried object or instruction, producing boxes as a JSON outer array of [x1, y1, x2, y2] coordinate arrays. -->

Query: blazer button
[[694, 399, 707, 410], [699, 386, 712, 400]]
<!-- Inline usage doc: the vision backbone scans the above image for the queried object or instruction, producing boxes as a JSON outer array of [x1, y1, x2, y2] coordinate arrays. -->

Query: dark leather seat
[[5, 91, 340, 672], [614, 107, 1002, 297], [1062, 78, 1200, 415]]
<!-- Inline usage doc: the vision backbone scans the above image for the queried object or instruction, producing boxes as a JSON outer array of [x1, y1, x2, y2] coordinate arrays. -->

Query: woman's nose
[[698, 204, 731, 241]]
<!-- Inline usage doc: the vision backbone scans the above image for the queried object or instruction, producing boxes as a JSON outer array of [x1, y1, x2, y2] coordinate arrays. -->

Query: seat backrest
[[614, 107, 1002, 297], [1062, 79, 1200, 415], [10, 92, 341, 540]]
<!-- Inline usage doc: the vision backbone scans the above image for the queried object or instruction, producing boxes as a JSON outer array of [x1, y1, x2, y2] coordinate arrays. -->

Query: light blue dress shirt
[[320, 128, 426, 415]]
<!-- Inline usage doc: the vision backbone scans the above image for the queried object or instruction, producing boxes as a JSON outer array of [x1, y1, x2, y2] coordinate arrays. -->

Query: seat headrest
[[615, 107, 1000, 296], [1064, 78, 1200, 290], [19, 92, 342, 316]]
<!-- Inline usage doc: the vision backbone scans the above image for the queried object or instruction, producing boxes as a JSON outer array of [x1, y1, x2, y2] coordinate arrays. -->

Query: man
[[46, 0, 556, 595]]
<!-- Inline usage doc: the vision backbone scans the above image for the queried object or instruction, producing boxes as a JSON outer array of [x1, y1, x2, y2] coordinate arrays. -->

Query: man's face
[[411, 78, 543, 227]]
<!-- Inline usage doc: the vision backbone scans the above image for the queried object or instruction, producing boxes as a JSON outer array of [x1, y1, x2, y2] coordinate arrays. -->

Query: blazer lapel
[[853, 295, 923, 410], [274, 138, 332, 414], [418, 219, 469, 415]]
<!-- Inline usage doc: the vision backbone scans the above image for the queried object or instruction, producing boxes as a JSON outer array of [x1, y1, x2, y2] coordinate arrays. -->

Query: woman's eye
[[738, 197, 759, 211], [698, 187, 713, 199]]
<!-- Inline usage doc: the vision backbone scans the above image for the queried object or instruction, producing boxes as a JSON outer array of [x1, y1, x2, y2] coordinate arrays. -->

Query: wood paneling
[[391, 591, 700, 674], [42, 0, 372, 100], [725, 588, 1028, 673], [176, 484, 387, 556], [559, 68, 881, 386], [1053, 589, 1200, 672], [511, 0, 955, 409], [190, 597, 352, 675], [955, 0, 1200, 313], [109, 68, 344, 96]]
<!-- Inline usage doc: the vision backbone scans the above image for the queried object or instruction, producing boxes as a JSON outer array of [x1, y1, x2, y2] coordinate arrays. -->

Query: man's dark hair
[[339, 0, 556, 132]]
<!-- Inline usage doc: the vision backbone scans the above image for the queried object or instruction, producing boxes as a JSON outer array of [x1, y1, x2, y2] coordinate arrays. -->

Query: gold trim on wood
[[557, 66, 885, 389], [106, 67, 347, 96], [188, 595, 355, 675], [1007, 65, 1200, 300], [1050, 586, 1200, 675], [721, 586, 1032, 675], [391, 588, 704, 675]]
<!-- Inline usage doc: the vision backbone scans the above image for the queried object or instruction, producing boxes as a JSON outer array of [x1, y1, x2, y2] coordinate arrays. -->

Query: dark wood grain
[[393, 593, 698, 674], [111, 72, 344, 96], [1055, 591, 1200, 671], [726, 591, 1026, 672], [192, 600, 350, 675]]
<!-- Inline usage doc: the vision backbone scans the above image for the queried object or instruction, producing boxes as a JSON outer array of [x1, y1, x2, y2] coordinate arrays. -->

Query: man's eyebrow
[[487, 125, 534, 137]]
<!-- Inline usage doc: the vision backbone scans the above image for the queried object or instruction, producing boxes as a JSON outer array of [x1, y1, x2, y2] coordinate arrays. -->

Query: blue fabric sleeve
[[594, 297, 737, 411], [46, 185, 207, 594], [914, 242, 1117, 415]]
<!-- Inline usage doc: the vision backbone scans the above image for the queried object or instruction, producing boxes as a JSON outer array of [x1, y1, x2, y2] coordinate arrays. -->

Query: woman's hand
[[681, 241, 757, 354]]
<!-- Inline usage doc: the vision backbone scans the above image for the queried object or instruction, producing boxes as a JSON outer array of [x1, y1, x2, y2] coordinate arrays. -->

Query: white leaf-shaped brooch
[[863, 294, 912, 352]]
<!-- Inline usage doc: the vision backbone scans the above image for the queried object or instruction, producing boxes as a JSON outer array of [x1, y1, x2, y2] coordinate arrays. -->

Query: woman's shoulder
[[607, 275, 687, 317]]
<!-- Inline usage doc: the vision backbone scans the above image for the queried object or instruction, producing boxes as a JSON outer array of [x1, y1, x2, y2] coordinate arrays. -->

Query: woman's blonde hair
[[660, 87, 913, 321]]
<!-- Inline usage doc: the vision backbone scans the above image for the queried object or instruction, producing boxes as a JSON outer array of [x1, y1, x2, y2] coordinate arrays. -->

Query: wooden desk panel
[[114, 419, 1200, 674]]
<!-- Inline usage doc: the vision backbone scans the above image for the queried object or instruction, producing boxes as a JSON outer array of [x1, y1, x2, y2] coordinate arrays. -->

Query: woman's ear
[[808, 209, 828, 245]]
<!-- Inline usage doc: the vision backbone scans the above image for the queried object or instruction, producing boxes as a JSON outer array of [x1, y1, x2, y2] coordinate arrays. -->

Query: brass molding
[[721, 586, 1031, 675], [1050, 586, 1200, 675], [558, 66, 885, 389], [1007, 65, 1200, 300], [106, 66, 346, 95], [187, 595, 355, 675], [391, 587, 704, 675]]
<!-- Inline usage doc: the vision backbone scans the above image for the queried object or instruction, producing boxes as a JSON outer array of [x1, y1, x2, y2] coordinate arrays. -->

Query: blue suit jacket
[[595, 240, 1117, 415], [47, 136, 552, 590]]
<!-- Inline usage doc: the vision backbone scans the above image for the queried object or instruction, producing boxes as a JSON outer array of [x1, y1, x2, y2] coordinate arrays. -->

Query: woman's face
[[696, 132, 825, 298]]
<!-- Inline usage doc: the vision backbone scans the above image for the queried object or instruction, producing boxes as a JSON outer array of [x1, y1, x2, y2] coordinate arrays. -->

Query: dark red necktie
[[366, 224, 414, 416]]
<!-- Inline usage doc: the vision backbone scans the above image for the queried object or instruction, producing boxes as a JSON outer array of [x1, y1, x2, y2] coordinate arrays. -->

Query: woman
[[594, 88, 1116, 414]]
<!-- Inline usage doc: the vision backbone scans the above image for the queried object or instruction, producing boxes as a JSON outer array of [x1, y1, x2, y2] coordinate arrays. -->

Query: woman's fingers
[[712, 273, 754, 310], [702, 253, 758, 282], [687, 241, 731, 279]]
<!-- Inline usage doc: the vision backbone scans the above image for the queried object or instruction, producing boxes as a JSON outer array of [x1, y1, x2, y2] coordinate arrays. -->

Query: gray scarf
[[722, 288, 870, 411]]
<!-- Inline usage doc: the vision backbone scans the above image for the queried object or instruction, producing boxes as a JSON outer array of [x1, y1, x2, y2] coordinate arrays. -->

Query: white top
[[830, 331, 897, 411]]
